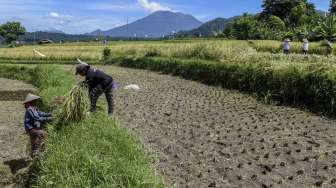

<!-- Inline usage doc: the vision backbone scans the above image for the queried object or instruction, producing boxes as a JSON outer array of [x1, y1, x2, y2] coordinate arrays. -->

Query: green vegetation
[[202, 0, 336, 41], [0, 22, 26, 44], [0, 64, 164, 188]]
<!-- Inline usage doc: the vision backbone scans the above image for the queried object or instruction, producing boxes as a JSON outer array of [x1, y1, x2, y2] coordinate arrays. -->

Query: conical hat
[[23, 93, 41, 104], [77, 58, 89, 66]]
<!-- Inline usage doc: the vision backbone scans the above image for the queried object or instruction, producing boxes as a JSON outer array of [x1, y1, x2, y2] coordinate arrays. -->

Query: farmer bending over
[[24, 93, 53, 158], [75, 64, 114, 116]]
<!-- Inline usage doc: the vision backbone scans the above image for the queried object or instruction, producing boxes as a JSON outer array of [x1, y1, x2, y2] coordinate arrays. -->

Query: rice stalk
[[56, 83, 89, 125]]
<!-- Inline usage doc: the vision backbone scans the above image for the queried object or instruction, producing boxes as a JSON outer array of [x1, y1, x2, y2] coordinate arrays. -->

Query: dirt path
[[92, 66, 336, 188], [0, 78, 36, 187]]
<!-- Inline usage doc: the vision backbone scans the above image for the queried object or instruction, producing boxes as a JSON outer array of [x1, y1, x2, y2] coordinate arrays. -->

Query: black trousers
[[89, 82, 114, 114]]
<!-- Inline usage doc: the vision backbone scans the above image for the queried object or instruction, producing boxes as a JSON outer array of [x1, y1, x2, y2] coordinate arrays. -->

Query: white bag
[[124, 84, 140, 91]]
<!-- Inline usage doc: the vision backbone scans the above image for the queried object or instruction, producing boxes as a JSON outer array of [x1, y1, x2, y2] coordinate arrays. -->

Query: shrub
[[144, 46, 161, 57], [103, 47, 112, 59]]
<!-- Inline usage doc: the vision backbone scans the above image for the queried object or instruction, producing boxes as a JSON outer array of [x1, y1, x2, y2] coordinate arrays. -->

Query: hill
[[19, 32, 95, 43], [177, 17, 238, 37]]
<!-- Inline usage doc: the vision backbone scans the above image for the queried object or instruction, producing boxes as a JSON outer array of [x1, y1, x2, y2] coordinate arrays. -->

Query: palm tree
[[316, 15, 336, 40]]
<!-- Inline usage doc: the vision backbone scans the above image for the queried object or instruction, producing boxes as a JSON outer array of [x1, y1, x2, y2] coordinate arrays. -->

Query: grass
[[0, 64, 164, 188], [37, 114, 163, 188]]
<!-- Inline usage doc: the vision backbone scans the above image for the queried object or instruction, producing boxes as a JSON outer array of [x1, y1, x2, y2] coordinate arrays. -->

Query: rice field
[[0, 40, 335, 65], [1, 39, 336, 187]]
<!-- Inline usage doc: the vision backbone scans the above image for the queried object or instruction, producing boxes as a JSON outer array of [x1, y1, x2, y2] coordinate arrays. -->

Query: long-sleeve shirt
[[24, 107, 52, 132], [85, 68, 113, 91], [283, 42, 290, 50], [303, 43, 309, 51]]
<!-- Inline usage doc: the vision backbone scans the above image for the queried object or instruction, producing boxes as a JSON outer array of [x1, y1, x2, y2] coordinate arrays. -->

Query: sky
[[0, 0, 330, 34]]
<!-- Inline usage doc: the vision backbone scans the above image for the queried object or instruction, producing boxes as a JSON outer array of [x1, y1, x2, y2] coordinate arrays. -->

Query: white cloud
[[49, 12, 60, 18], [137, 0, 170, 12], [46, 12, 74, 26]]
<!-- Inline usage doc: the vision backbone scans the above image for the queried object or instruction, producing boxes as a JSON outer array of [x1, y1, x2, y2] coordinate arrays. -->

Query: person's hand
[[47, 117, 54, 121]]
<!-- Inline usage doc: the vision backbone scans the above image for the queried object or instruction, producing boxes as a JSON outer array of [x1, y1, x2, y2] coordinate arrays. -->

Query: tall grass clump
[[144, 46, 161, 57], [103, 47, 112, 59], [36, 113, 164, 188], [171, 43, 222, 60]]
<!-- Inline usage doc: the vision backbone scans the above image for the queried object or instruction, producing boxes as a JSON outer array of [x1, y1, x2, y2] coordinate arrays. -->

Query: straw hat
[[23, 93, 41, 104], [284, 38, 291, 42]]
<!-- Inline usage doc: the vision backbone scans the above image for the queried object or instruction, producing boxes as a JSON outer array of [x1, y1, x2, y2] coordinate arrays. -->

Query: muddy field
[[0, 78, 35, 187], [90, 65, 336, 188]]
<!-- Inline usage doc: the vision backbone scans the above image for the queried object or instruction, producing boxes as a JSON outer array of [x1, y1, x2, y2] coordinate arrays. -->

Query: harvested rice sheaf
[[56, 83, 89, 125]]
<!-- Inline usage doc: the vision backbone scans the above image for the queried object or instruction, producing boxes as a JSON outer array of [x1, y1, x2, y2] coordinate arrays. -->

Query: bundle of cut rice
[[56, 83, 89, 125]]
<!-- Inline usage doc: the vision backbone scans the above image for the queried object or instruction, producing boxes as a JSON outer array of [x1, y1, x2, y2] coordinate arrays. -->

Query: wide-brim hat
[[284, 38, 291, 42], [23, 93, 41, 104]]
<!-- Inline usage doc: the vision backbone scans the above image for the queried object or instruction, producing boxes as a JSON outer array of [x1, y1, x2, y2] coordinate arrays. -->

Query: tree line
[[215, 0, 336, 41]]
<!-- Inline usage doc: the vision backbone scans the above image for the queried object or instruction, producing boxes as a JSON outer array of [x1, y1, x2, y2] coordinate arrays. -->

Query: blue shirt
[[24, 107, 52, 132]]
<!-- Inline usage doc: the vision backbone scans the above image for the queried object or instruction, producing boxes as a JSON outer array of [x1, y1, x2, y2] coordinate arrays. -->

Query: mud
[[0, 78, 35, 188], [90, 65, 336, 188]]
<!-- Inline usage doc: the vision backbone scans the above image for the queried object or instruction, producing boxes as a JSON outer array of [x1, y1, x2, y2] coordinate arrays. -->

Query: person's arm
[[27, 108, 52, 123], [37, 111, 52, 117]]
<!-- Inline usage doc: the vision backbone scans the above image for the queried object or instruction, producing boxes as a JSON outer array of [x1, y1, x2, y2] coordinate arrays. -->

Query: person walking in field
[[283, 38, 291, 54], [302, 38, 309, 55], [24, 93, 53, 158], [75, 63, 114, 116]]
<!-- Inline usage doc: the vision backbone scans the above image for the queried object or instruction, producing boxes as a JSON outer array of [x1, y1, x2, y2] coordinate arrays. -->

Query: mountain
[[43, 29, 65, 34], [89, 29, 104, 36], [177, 16, 239, 37], [19, 31, 95, 43], [89, 11, 202, 38]]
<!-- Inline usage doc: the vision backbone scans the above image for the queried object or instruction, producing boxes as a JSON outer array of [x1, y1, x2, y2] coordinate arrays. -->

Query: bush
[[103, 47, 112, 59], [144, 46, 160, 57]]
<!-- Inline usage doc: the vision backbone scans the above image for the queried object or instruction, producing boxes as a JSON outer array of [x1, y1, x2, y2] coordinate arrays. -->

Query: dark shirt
[[24, 107, 52, 132], [85, 68, 113, 91]]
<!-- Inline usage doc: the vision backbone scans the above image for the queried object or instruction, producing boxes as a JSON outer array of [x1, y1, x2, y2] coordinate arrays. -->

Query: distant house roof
[[39, 39, 54, 44]]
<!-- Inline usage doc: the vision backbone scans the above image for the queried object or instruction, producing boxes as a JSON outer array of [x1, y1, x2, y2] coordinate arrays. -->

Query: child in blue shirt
[[24, 93, 53, 158]]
